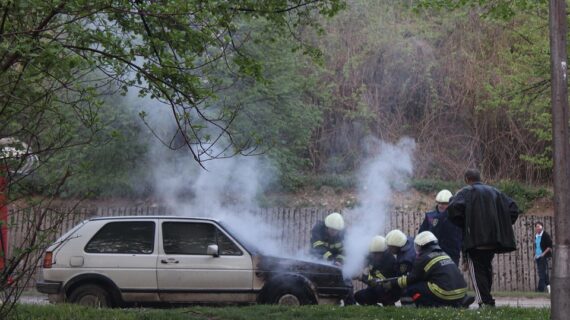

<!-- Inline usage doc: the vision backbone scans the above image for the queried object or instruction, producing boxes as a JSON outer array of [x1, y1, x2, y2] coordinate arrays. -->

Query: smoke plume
[[342, 137, 415, 278]]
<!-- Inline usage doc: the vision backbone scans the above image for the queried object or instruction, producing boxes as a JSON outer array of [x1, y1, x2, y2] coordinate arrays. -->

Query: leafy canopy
[[0, 0, 345, 167]]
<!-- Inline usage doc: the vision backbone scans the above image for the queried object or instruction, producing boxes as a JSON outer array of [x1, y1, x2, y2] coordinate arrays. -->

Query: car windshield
[[217, 220, 264, 255]]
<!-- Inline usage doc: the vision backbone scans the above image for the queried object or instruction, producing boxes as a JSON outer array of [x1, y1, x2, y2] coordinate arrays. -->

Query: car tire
[[68, 284, 112, 308], [267, 283, 314, 306]]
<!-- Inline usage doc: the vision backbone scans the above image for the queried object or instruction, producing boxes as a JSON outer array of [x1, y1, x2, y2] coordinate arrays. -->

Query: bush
[[495, 180, 551, 213], [309, 174, 357, 191], [411, 179, 464, 194], [411, 179, 550, 214]]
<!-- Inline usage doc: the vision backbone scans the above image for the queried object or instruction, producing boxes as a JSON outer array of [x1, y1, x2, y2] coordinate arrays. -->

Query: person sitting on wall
[[310, 212, 345, 265], [355, 235, 399, 306]]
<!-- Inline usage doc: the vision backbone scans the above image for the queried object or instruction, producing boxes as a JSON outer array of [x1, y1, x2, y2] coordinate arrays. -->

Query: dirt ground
[[262, 187, 554, 216], [19, 186, 553, 217]]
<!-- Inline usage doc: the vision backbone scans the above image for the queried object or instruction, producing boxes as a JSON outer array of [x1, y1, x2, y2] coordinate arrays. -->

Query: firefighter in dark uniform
[[385, 229, 416, 276], [418, 189, 463, 265], [310, 212, 345, 265], [384, 231, 475, 308], [354, 236, 399, 306]]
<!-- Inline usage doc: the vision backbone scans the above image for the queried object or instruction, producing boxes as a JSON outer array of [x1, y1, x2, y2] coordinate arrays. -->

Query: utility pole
[[549, 0, 570, 318]]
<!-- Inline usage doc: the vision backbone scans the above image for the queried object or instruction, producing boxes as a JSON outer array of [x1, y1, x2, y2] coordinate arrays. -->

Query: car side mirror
[[207, 244, 219, 257]]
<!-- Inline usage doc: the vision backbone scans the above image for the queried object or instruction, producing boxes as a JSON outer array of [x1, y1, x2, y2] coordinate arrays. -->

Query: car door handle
[[161, 258, 179, 264]]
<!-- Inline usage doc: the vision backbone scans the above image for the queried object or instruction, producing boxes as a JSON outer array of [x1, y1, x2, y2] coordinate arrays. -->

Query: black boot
[[461, 295, 475, 308]]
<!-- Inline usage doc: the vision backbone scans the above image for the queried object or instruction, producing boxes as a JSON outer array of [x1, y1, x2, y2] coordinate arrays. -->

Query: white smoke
[[120, 87, 285, 256], [152, 148, 283, 256], [126, 90, 416, 267], [342, 137, 415, 278]]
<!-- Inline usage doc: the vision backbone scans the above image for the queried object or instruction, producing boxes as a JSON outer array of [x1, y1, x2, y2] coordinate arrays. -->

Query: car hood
[[253, 255, 351, 292], [255, 255, 342, 274]]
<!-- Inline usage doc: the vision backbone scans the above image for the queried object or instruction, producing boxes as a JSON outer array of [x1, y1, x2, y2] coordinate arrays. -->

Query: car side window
[[162, 222, 242, 256], [85, 221, 155, 254]]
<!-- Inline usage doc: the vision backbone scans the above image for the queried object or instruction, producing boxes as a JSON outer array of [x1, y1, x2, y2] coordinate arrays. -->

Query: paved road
[[494, 296, 550, 308]]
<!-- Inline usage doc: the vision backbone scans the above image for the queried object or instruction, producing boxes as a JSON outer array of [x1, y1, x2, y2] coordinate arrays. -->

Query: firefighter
[[384, 231, 475, 308], [418, 189, 463, 265], [354, 236, 399, 306], [310, 212, 345, 265], [385, 229, 415, 276]]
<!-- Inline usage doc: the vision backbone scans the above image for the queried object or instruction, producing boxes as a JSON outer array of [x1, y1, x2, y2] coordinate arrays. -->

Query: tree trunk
[[549, 1, 570, 319]]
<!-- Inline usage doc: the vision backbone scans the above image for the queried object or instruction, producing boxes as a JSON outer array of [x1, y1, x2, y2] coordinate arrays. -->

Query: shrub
[[495, 180, 551, 213]]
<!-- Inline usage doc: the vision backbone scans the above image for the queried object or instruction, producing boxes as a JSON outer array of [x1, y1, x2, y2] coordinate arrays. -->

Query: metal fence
[[6, 206, 553, 292]]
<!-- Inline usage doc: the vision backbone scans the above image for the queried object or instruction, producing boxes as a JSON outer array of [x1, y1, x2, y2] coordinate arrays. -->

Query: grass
[[7, 304, 550, 320]]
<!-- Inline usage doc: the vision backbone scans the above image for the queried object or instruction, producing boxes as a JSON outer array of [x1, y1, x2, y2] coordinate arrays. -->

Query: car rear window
[[84, 221, 155, 254], [162, 222, 242, 256]]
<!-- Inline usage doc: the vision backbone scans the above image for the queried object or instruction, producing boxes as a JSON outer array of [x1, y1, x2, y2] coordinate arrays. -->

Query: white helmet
[[369, 236, 387, 253], [414, 231, 438, 247], [324, 212, 345, 231], [435, 189, 453, 203], [386, 229, 407, 248]]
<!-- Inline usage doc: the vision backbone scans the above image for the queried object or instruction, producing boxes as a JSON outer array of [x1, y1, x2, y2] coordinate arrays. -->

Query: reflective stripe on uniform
[[336, 254, 345, 261], [427, 282, 467, 301], [398, 276, 407, 288], [330, 242, 343, 249], [313, 240, 327, 248], [323, 251, 333, 260], [424, 255, 451, 273], [372, 270, 386, 280]]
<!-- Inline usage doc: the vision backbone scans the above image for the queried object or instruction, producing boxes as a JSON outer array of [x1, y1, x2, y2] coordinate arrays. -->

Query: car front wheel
[[68, 284, 112, 308], [267, 284, 314, 306]]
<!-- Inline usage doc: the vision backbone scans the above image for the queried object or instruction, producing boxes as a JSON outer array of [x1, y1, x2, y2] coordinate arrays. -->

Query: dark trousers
[[536, 257, 550, 292], [354, 286, 399, 306], [466, 249, 495, 306], [404, 282, 462, 308]]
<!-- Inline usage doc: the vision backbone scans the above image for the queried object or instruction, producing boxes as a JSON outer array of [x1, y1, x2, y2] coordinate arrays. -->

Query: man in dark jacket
[[355, 236, 399, 306], [447, 169, 519, 308], [385, 231, 474, 308], [534, 221, 553, 293], [310, 212, 345, 265], [419, 189, 463, 265]]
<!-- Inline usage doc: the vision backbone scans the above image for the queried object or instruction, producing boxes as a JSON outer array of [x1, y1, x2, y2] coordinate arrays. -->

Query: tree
[[1, 0, 344, 164], [0, 0, 344, 315]]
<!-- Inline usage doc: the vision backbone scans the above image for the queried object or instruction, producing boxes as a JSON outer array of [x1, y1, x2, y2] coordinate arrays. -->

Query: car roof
[[89, 215, 220, 223]]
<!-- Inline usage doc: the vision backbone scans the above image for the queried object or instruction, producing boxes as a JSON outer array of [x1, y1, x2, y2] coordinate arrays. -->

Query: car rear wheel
[[68, 284, 112, 308]]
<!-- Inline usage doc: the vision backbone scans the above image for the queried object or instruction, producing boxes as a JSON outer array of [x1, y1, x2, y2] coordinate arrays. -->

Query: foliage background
[[1, 0, 556, 198]]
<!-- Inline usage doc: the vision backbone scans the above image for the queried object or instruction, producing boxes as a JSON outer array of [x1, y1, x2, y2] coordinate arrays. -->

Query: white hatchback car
[[36, 216, 351, 307]]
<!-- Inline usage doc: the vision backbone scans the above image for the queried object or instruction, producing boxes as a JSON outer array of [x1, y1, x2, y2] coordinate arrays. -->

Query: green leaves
[[0, 0, 344, 199]]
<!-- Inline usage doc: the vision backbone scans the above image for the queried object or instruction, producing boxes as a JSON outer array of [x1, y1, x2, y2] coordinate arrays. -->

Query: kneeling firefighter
[[355, 236, 399, 306], [383, 231, 475, 308]]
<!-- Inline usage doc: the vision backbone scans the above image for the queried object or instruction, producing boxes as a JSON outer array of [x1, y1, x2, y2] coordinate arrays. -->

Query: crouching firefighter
[[310, 212, 345, 265], [355, 236, 399, 306], [385, 229, 416, 276], [382, 231, 475, 308]]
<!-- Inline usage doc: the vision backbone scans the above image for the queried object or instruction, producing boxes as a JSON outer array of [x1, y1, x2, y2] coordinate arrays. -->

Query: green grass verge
[[8, 304, 550, 320]]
